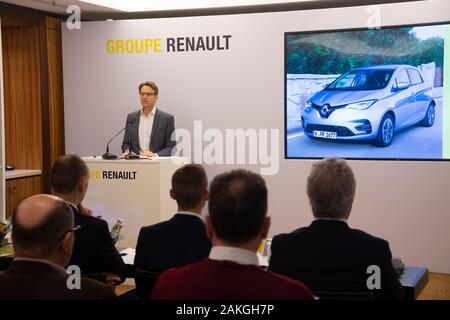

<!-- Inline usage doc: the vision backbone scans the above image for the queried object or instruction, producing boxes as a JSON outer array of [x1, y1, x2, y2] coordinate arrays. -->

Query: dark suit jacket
[[121, 108, 175, 156], [134, 213, 211, 272], [69, 208, 128, 280], [268, 220, 404, 299], [151, 258, 314, 300], [0, 260, 117, 300]]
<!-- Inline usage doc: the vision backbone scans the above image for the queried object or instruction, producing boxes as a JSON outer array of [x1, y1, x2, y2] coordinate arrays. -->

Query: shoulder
[[159, 260, 206, 279], [127, 110, 141, 119], [76, 213, 110, 231], [140, 219, 172, 234], [156, 109, 174, 119], [272, 226, 309, 244], [349, 228, 389, 246], [264, 270, 313, 298]]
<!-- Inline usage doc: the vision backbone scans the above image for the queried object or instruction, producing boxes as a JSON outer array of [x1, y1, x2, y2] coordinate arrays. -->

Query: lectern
[[81, 157, 189, 248]]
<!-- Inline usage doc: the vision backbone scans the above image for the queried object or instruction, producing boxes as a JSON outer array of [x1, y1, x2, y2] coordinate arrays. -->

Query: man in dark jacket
[[269, 158, 404, 300], [51, 154, 128, 286]]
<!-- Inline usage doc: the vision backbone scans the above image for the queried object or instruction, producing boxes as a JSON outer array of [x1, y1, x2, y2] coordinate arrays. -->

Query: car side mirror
[[392, 82, 409, 92]]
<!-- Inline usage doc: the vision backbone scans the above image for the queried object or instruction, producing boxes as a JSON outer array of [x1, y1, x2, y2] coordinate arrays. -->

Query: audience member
[[269, 158, 404, 299], [135, 164, 211, 271], [51, 154, 127, 286], [0, 194, 117, 300], [151, 169, 313, 300], [134, 164, 211, 298]]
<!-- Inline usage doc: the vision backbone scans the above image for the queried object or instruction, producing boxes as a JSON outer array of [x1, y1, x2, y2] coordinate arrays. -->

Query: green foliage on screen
[[287, 26, 444, 75]]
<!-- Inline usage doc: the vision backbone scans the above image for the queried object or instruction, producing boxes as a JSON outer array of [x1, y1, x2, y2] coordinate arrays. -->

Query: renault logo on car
[[320, 104, 331, 117]]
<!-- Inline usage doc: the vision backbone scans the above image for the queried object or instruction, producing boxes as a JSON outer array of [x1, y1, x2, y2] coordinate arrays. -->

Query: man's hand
[[141, 150, 156, 157], [103, 272, 122, 288], [78, 203, 92, 216]]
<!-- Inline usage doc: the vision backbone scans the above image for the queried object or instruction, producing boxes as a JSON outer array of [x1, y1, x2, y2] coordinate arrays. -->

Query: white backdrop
[[63, 0, 450, 272]]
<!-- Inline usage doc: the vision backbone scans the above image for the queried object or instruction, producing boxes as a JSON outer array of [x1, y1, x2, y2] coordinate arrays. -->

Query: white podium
[[81, 156, 189, 248]]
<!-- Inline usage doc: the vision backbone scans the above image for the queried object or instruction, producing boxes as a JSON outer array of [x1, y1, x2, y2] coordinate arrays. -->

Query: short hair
[[12, 199, 74, 255], [209, 169, 267, 244], [138, 81, 159, 95], [51, 154, 88, 194], [307, 158, 356, 219], [171, 164, 207, 209]]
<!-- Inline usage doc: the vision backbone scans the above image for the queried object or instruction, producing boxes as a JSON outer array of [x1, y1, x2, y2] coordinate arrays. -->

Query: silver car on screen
[[301, 64, 436, 147]]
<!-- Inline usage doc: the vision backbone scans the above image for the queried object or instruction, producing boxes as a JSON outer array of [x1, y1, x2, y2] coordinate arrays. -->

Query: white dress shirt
[[138, 107, 156, 153], [209, 246, 259, 266]]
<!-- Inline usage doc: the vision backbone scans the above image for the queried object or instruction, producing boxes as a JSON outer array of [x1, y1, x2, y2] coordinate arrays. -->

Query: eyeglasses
[[58, 225, 81, 241], [139, 92, 156, 97]]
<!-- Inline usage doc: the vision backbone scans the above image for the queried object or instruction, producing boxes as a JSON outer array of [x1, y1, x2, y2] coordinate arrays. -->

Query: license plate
[[313, 130, 337, 139]]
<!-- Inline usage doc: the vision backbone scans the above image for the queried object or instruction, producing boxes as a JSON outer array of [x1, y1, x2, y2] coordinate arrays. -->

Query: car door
[[392, 68, 414, 129], [407, 68, 428, 122]]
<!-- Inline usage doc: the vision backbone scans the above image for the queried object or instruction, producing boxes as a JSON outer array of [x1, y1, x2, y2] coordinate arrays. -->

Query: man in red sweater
[[151, 169, 313, 300]]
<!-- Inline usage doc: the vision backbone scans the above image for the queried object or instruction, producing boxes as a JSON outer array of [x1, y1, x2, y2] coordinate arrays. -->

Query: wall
[[0, 20, 4, 218], [62, 0, 450, 273], [0, 3, 66, 205]]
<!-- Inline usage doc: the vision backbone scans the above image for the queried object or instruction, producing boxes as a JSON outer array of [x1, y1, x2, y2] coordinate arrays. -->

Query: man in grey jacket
[[122, 81, 175, 157]]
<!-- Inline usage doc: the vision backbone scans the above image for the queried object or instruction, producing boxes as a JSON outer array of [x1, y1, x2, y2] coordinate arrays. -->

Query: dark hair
[[209, 169, 267, 244], [307, 158, 356, 219], [138, 81, 159, 95], [51, 154, 88, 194], [12, 200, 74, 255], [171, 164, 207, 210]]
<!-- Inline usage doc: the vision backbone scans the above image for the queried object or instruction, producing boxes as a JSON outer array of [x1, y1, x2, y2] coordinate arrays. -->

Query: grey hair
[[307, 158, 356, 219]]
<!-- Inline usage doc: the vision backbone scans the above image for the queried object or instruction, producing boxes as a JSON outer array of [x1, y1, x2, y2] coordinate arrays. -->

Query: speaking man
[[122, 81, 175, 157]]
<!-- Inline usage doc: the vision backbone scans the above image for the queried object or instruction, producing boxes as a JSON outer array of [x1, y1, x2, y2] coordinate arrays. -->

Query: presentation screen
[[285, 22, 450, 160]]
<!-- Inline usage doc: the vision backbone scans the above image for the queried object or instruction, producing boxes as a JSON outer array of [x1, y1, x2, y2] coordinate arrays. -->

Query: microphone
[[125, 122, 140, 160], [102, 126, 127, 160]]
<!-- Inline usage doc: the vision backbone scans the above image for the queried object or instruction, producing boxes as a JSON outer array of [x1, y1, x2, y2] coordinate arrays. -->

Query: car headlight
[[306, 100, 313, 108], [346, 100, 376, 110]]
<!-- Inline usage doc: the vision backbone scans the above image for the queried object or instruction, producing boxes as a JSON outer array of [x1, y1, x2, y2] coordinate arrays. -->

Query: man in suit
[[268, 158, 404, 300], [121, 81, 175, 157], [134, 164, 211, 298], [0, 194, 117, 300], [151, 169, 313, 300], [51, 154, 128, 286]]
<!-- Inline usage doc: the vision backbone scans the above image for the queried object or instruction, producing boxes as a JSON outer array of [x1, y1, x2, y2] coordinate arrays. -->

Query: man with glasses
[[0, 194, 117, 299], [121, 81, 176, 157], [51, 154, 128, 287]]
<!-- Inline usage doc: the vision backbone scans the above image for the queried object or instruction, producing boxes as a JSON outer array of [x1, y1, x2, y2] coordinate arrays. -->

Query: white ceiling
[[0, 0, 319, 15], [0, 0, 424, 20]]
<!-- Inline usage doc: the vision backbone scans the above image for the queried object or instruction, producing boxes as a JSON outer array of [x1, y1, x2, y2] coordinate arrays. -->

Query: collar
[[176, 211, 204, 221], [13, 257, 68, 274], [314, 217, 348, 224], [140, 106, 157, 117], [65, 201, 78, 211], [209, 246, 259, 266]]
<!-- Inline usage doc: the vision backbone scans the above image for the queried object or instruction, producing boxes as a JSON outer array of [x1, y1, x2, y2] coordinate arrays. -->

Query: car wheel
[[420, 103, 435, 127], [374, 114, 394, 147]]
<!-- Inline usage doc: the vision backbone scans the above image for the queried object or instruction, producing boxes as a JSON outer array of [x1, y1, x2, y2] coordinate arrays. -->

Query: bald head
[[12, 194, 75, 259], [15, 195, 63, 229]]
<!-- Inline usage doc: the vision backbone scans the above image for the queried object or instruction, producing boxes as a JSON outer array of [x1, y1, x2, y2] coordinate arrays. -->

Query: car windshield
[[326, 69, 394, 91]]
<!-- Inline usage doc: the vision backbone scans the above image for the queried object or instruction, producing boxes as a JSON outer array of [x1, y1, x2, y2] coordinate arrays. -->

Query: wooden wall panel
[[46, 17, 65, 168], [2, 26, 42, 170], [5, 175, 42, 218]]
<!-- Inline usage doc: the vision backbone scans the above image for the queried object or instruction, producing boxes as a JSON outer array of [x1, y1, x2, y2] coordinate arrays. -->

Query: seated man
[[51, 154, 128, 286], [151, 169, 313, 300], [134, 164, 211, 296], [0, 195, 117, 300], [269, 158, 404, 299]]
